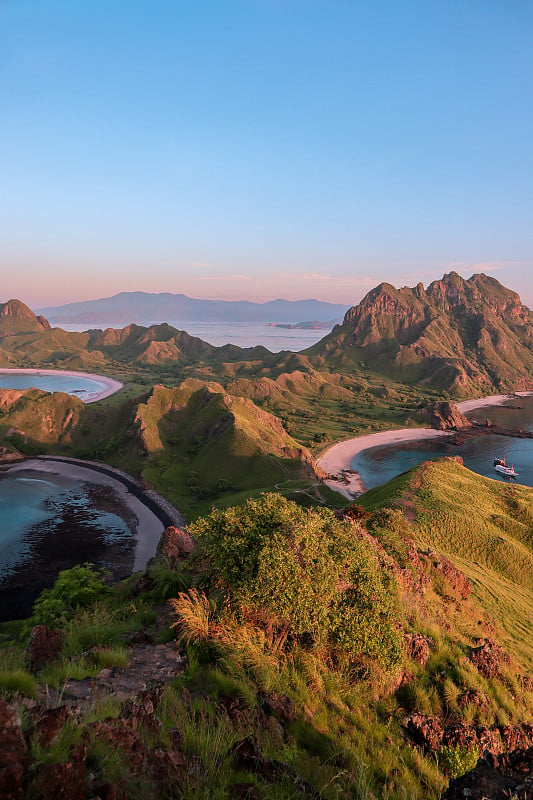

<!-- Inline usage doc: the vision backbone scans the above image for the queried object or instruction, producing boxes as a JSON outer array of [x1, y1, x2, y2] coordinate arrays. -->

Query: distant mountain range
[[38, 292, 349, 326], [310, 271, 533, 394], [2, 272, 532, 397]]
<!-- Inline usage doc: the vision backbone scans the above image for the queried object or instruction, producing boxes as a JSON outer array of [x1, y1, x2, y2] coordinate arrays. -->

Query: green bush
[[191, 493, 404, 671], [438, 744, 480, 778], [28, 564, 110, 630]]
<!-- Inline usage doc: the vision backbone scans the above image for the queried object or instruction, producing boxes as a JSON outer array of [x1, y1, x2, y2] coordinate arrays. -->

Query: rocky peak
[[0, 299, 51, 333]]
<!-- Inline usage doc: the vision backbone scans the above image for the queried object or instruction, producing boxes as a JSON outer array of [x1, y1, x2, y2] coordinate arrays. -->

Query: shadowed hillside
[[0, 381, 324, 517]]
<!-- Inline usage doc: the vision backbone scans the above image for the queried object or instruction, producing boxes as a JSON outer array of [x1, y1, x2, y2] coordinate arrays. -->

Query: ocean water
[[352, 397, 533, 491], [0, 372, 108, 399], [55, 321, 332, 352], [0, 469, 137, 620]]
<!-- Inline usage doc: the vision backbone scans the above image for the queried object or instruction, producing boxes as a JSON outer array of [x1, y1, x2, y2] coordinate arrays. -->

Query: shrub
[[438, 743, 480, 778], [191, 493, 404, 671], [28, 564, 110, 630]]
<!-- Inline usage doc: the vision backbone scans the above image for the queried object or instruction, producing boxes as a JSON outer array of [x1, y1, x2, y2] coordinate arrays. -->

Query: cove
[[352, 397, 533, 492], [0, 459, 171, 621], [0, 369, 123, 402]]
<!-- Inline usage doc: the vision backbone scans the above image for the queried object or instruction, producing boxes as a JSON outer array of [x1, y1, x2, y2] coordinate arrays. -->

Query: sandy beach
[[318, 428, 454, 498], [0, 368, 123, 402], [456, 391, 533, 414], [317, 391, 533, 499], [6, 459, 164, 571]]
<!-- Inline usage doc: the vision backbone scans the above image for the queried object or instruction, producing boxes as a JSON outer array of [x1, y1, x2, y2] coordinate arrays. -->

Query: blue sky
[[1, 0, 532, 306]]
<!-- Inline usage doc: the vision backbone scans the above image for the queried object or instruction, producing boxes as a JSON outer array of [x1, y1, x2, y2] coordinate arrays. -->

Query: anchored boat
[[493, 458, 519, 478]]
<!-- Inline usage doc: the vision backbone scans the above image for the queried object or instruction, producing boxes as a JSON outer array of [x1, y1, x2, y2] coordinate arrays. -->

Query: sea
[[53, 321, 333, 352], [352, 396, 533, 491]]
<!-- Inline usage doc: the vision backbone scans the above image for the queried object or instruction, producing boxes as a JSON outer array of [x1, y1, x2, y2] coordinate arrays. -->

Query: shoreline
[[317, 391, 533, 500], [0, 368, 123, 403], [4, 457, 184, 571]]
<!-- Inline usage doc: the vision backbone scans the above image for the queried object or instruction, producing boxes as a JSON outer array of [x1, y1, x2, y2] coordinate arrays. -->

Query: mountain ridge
[[38, 292, 348, 325], [309, 272, 533, 395]]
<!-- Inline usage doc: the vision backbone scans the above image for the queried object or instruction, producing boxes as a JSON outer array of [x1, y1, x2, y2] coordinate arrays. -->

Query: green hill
[[2, 461, 533, 800], [360, 457, 533, 669], [0, 381, 323, 517]]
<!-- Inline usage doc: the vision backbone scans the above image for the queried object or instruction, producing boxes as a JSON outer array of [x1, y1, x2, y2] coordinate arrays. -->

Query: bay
[[0, 467, 162, 620], [352, 397, 533, 491]]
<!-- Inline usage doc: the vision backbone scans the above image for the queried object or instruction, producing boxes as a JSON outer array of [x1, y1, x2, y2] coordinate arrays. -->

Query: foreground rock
[[0, 700, 31, 800], [405, 713, 533, 755], [443, 746, 533, 799]]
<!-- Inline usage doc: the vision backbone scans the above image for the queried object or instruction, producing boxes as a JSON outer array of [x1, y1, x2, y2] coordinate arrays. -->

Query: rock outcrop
[[429, 401, 471, 431], [26, 625, 64, 673]]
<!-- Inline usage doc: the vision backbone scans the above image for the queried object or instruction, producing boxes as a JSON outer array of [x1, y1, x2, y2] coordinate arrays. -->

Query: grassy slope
[[2, 465, 533, 799], [360, 458, 533, 670]]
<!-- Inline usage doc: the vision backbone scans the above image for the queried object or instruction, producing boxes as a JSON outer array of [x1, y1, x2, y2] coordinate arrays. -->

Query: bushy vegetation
[[26, 564, 110, 631], [191, 493, 404, 671]]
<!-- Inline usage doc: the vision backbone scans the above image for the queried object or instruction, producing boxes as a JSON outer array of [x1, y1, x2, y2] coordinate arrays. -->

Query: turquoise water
[[0, 469, 136, 619], [0, 470, 133, 579], [0, 372, 108, 400], [352, 397, 533, 491]]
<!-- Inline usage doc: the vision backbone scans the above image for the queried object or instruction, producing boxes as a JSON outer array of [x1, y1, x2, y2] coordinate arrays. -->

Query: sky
[[1, 0, 533, 308]]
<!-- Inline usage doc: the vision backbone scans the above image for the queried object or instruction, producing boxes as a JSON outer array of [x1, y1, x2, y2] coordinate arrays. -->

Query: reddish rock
[[432, 555, 471, 599], [458, 689, 489, 709], [404, 714, 444, 751], [120, 688, 163, 732], [405, 633, 433, 666], [0, 699, 31, 800], [26, 625, 64, 673], [442, 723, 479, 750], [476, 725, 503, 755], [27, 746, 87, 800], [469, 639, 511, 679], [430, 402, 471, 431], [500, 724, 533, 751], [148, 747, 188, 793], [156, 526, 195, 561], [26, 705, 75, 747], [85, 718, 145, 770], [261, 693, 295, 725], [218, 694, 251, 724]]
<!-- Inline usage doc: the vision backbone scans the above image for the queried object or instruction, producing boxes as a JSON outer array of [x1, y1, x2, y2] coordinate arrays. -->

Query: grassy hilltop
[[2, 460, 533, 798]]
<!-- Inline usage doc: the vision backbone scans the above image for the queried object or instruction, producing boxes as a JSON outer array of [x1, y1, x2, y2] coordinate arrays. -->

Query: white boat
[[493, 458, 519, 478]]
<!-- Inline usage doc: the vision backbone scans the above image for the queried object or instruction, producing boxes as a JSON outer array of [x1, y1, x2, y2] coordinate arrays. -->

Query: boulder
[[404, 714, 444, 751], [405, 633, 433, 666], [429, 402, 471, 431], [469, 639, 511, 679], [26, 625, 64, 673], [156, 526, 195, 561]]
